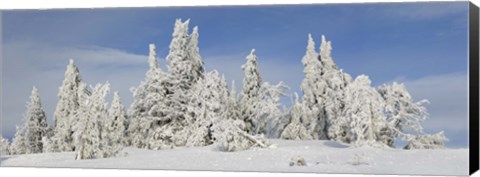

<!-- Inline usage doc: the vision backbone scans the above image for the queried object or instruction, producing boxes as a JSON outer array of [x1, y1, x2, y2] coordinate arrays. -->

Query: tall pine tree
[[317, 35, 352, 143], [10, 87, 48, 154], [24, 87, 48, 154], [105, 91, 128, 147], [74, 82, 118, 160], [51, 59, 82, 152], [344, 75, 388, 147], [10, 125, 27, 155], [299, 34, 328, 140], [127, 44, 169, 149], [186, 70, 229, 147], [240, 49, 262, 134]]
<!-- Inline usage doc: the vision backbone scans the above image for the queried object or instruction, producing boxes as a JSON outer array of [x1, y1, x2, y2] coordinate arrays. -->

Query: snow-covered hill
[[0, 140, 468, 176]]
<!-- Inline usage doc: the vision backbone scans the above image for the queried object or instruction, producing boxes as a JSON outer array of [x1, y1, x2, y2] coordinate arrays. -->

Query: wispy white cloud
[[390, 72, 468, 146], [2, 41, 150, 137]]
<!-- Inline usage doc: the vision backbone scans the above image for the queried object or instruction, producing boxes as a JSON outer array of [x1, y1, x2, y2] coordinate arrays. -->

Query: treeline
[[0, 19, 447, 160]]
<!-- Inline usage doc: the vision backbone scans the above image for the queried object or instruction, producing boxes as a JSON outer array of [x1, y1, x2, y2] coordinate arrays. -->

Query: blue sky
[[1, 2, 469, 148]]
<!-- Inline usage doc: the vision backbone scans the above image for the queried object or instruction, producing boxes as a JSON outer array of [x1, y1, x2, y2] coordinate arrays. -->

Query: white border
[[1, 0, 479, 177]]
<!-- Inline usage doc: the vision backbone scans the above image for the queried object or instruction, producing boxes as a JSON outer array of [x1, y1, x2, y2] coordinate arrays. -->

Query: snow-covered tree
[[10, 125, 27, 155], [9, 87, 49, 154], [41, 128, 55, 153], [299, 34, 328, 140], [74, 82, 119, 160], [343, 75, 389, 147], [404, 131, 448, 149], [240, 49, 263, 134], [24, 87, 49, 154], [167, 18, 202, 88], [212, 118, 270, 152], [186, 70, 229, 147], [1, 137, 11, 155], [325, 69, 352, 143], [74, 82, 101, 160], [187, 26, 205, 83], [281, 93, 313, 140], [52, 59, 82, 152], [377, 82, 429, 147], [254, 82, 289, 137], [317, 35, 353, 143], [127, 44, 169, 149], [105, 91, 128, 147], [226, 80, 242, 121], [153, 19, 206, 148]]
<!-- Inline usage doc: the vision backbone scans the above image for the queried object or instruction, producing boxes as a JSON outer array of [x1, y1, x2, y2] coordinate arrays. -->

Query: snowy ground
[[0, 140, 468, 176]]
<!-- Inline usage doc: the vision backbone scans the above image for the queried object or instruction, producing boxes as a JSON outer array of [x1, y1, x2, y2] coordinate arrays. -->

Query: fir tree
[[0, 137, 10, 155], [187, 26, 205, 83], [255, 82, 289, 137], [226, 80, 242, 121], [167, 18, 197, 88], [186, 70, 229, 147], [343, 75, 389, 147], [317, 35, 352, 143], [51, 59, 82, 152], [299, 34, 328, 140], [281, 93, 313, 140], [74, 82, 118, 160], [24, 87, 48, 154], [127, 44, 169, 149], [159, 19, 206, 148], [106, 91, 128, 147], [240, 49, 263, 134], [10, 125, 27, 155]]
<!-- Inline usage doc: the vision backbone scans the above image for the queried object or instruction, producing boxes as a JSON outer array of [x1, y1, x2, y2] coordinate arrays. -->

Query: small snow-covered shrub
[[41, 136, 55, 153], [280, 93, 312, 140], [213, 119, 270, 152], [347, 153, 371, 166], [0, 137, 11, 155], [404, 131, 447, 150], [289, 156, 307, 166]]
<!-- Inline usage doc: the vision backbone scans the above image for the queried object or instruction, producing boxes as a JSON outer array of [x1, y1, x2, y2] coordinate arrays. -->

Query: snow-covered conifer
[[317, 35, 352, 143], [377, 82, 429, 146], [157, 19, 206, 148], [24, 87, 48, 154], [299, 34, 327, 140], [343, 75, 389, 147], [254, 82, 289, 137], [1, 137, 11, 155], [52, 59, 82, 152], [404, 131, 448, 149], [281, 93, 313, 140], [74, 82, 119, 160], [127, 44, 169, 149], [226, 80, 242, 121], [186, 70, 229, 147], [212, 118, 270, 152], [10, 125, 27, 155], [187, 26, 205, 82], [167, 19, 196, 88], [9, 87, 49, 154], [240, 49, 263, 134], [105, 92, 128, 147]]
